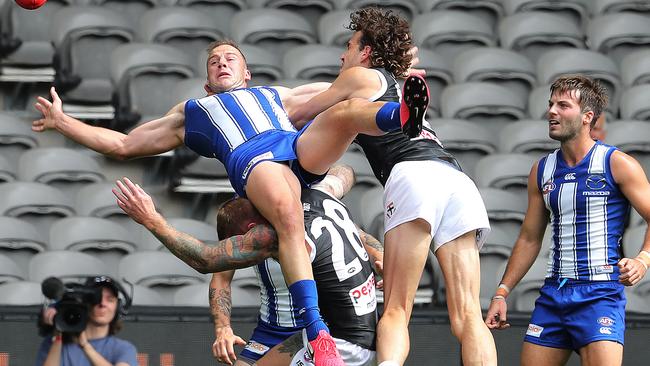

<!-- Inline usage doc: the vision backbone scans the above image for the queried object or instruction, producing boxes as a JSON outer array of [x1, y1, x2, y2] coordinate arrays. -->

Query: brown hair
[[216, 197, 263, 240], [347, 7, 413, 77], [550, 75, 609, 128], [206, 39, 247, 64]]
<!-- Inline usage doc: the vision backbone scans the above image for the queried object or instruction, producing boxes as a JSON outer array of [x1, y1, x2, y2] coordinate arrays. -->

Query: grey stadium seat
[[130, 284, 165, 306], [50, 6, 134, 112], [248, 0, 335, 26], [623, 224, 648, 259], [357, 185, 384, 232], [171, 77, 209, 104], [0, 155, 16, 183], [536, 49, 621, 118], [0, 182, 74, 239], [137, 7, 226, 75], [586, 13, 650, 64], [606, 120, 650, 173], [231, 9, 317, 56], [415, 0, 504, 30], [0, 216, 47, 272], [29, 250, 110, 284], [440, 82, 527, 138], [499, 119, 559, 157], [629, 208, 645, 229], [428, 118, 497, 179], [625, 288, 650, 314], [135, 217, 218, 252], [109, 43, 194, 131], [340, 184, 375, 231], [0, 281, 43, 305], [92, 0, 157, 30], [283, 44, 343, 82], [0, 0, 70, 82], [318, 9, 354, 46], [621, 50, 650, 87], [178, 0, 246, 39], [452, 47, 537, 98], [511, 256, 548, 312], [0, 112, 39, 168], [500, 0, 589, 29], [478, 247, 509, 309], [474, 154, 537, 202], [498, 12, 585, 62], [482, 225, 516, 253], [412, 11, 496, 63], [336, 150, 379, 186], [590, 0, 650, 15], [49, 217, 137, 277], [17, 147, 105, 200], [171, 155, 233, 194], [75, 182, 131, 223], [480, 187, 526, 241], [619, 85, 650, 121], [173, 282, 260, 307], [528, 84, 552, 120], [0, 253, 26, 284], [416, 48, 453, 118]]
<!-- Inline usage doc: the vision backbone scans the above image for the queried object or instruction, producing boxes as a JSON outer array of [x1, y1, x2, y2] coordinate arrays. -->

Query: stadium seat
[[415, 0, 504, 30], [0, 281, 43, 305], [336, 0, 419, 21], [49, 217, 137, 277], [170, 78, 208, 106], [623, 224, 647, 259], [500, 0, 589, 29], [50, 6, 134, 116], [499, 120, 559, 157], [590, 0, 650, 16], [92, 0, 157, 29], [629, 208, 645, 228], [619, 85, 650, 121], [335, 150, 379, 186], [439, 82, 527, 137], [0, 253, 26, 284], [474, 153, 537, 201], [119, 251, 207, 303], [428, 118, 497, 179], [621, 50, 650, 87], [0, 216, 46, 272], [510, 256, 548, 312], [625, 288, 650, 314], [357, 185, 384, 232], [248, 0, 334, 26], [480, 188, 526, 241], [29, 250, 111, 284], [0, 112, 39, 168], [318, 9, 354, 46], [606, 120, 650, 174], [109, 43, 195, 131], [136, 217, 218, 252], [483, 225, 516, 254], [0, 155, 15, 183], [586, 13, 650, 64], [412, 10, 496, 63], [75, 182, 138, 230], [282, 44, 342, 82], [130, 284, 165, 306], [528, 84, 551, 120], [452, 47, 537, 99], [341, 184, 375, 230], [0, 182, 74, 239], [231, 9, 317, 56], [498, 12, 585, 62], [176, 0, 246, 37], [536, 49, 621, 118], [0, 0, 70, 83], [171, 155, 234, 194], [415, 48, 453, 118], [137, 7, 226, 75], [173, 281, 260, 307], [478, 248, 509, 309], [17, 147, 105, 199]]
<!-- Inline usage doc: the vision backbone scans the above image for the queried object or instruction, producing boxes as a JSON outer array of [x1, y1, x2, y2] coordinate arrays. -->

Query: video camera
[[40, 276, 132, 334]]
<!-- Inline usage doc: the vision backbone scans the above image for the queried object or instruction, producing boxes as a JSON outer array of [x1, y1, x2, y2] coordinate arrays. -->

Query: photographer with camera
[[35, 276, 137, 366]]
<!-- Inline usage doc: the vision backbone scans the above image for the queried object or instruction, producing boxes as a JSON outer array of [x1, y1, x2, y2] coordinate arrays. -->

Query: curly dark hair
[[347, 7, 413, 77]]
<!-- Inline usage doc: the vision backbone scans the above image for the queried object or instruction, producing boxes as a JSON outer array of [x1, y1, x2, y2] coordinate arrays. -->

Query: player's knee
[[449, 308, 481, 340]]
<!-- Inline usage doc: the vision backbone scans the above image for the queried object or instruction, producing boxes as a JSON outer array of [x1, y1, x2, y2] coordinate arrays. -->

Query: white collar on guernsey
[[367, 68, 389, 102]]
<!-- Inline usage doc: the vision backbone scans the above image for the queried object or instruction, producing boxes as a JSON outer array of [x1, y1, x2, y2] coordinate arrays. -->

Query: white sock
[[378, 362, 400, 366]]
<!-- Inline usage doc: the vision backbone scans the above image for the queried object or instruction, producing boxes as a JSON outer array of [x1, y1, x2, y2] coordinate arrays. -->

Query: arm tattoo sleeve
[[150, 223, 279, 273], [210, 287, 232, 324]]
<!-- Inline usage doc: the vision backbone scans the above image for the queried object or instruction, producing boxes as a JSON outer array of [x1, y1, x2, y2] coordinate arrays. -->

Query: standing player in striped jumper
[[485, 75, 650, 365], [290, 8, 496, 366], [32, 40, 422, 366]]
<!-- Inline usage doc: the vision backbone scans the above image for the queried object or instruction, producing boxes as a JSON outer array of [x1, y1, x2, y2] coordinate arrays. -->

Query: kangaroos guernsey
[[354, 68, 459, 185], [183, 86, 299, 196], [537, 142, 630, 281], [253, 188, 377, 350]]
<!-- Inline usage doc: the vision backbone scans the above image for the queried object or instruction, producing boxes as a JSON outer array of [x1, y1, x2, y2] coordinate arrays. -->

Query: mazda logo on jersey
[[586, 174, 606, 190]]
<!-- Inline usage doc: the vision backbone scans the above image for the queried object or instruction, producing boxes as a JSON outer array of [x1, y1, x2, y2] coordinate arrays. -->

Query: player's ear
[[244, 69, 252, 82], [247, 222, 256, 230]]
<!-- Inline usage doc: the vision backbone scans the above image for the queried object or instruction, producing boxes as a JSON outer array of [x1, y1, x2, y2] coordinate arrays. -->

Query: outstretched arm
[[210, 271, 246, 365], [113, 177, 278, 273], [32, 87, 185, 160]]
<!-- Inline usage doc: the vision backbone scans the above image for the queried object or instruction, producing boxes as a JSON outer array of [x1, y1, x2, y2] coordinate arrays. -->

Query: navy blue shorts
[[524, 279, 626, 350]]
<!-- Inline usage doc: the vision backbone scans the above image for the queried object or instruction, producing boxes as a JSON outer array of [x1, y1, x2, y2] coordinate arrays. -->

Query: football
[[15, 0, 47, 10]]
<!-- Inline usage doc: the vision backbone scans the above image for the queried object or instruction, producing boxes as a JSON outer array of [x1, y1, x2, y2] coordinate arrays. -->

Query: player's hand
[[112, 177, 163, 230], [485, 297, 510, 330], [404, 46, 426, 78], [212, 325, 246, 365], [32, 87, 65, 132], [42, 307, 57, 326], [618, 257, 647, 286]]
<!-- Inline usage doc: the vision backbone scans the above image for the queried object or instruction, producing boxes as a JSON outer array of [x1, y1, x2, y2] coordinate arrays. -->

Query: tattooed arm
[[254, 332, 304, 366], [210, 271, 246, 365], [358, 227, 383, 266], [113, 177, 279, 273]]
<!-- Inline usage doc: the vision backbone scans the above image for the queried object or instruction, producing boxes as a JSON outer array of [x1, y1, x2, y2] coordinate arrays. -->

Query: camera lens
[[62, 308, 83, 326]]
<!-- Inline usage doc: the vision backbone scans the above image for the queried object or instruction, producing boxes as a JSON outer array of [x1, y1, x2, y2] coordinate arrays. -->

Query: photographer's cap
[[85, 275, 119, 296]]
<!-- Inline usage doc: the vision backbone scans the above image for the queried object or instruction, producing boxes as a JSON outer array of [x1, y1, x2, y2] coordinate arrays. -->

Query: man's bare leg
[[579, 341, 622, 366], [521, 342, 571, 366], [376, 219, 432, 365], [435, 231, 497, 366]]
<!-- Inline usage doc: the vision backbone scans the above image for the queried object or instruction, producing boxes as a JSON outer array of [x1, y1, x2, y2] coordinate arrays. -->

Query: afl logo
[[598, 316, 615, 326], [542, 180, 556, 195], [586, 174, 606, 190]]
